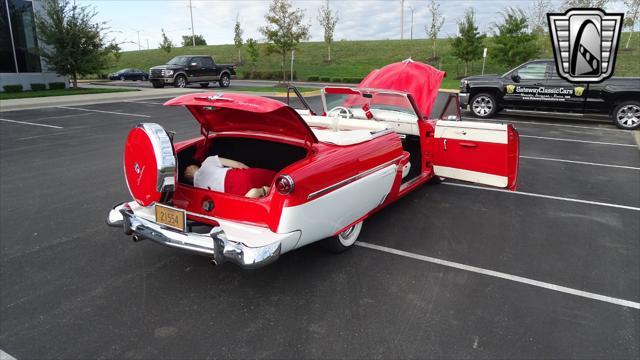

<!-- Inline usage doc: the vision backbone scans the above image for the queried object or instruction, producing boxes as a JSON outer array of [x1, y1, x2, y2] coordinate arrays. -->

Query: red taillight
[[276, 175, 294, 195]]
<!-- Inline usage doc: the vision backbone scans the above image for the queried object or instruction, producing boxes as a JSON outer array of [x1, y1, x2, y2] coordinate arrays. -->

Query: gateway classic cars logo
[[547, 8, 624, 83]]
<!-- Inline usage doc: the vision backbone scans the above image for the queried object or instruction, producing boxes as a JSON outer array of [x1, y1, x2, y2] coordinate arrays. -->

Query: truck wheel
[[200, 82, 210, 88], [470, 93, 498, 118], [321, 222, 363, 253], [151, 81, 164, 88], [219, 73, 230, 88], [174, 75, 187, 88], [613, 101, 640, 130]]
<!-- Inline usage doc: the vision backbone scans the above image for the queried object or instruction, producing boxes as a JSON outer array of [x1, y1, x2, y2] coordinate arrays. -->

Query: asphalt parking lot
[[1, 95, 638, 359]]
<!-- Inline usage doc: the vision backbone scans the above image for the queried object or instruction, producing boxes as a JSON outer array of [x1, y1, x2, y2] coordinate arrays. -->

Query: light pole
[[188, 0, 195, 46], [408, 5, 414, 40], [132, 29, 142, 51], [400, 0, 404, 40]]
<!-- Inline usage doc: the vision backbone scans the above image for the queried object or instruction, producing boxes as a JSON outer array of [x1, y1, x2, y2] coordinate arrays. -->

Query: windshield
[[322, 88, 418, 122], [167, 56, 190, 65]]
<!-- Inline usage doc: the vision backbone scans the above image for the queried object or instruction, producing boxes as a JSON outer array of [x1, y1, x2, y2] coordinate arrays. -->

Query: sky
[[78, 0, 632, 51]]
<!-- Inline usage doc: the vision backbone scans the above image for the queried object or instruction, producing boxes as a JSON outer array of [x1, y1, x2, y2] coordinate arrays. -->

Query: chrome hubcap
[[177, 77, 186, 87], [223, 76, 229, 86], [616, 105, 640, 127], [472, 96, 493, 116]]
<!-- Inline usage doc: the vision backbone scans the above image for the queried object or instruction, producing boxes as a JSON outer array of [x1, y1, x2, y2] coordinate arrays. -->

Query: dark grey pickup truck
[[149, 55, 236, 89], [459, 59, 640, 129]]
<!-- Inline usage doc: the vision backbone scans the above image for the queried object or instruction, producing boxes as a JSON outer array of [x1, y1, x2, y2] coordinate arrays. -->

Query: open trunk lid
[[164, 92, 318, 146]]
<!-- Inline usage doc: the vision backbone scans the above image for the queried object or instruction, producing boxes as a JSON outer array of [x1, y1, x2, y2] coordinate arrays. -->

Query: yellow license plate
[[155, 204, 186, 232]]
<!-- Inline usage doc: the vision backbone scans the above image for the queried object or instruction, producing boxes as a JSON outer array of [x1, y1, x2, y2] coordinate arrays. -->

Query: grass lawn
[[228, 86, 318, 93], [105, 33, 638, 89], [0, 87, 138, 100]]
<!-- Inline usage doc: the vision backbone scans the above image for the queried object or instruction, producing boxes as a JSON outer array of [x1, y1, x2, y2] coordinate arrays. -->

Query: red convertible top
[[164, 92, 318, 145], [359, 59, 445, 118]]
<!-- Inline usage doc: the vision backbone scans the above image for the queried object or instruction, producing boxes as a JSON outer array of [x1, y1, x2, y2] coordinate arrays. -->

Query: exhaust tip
[[132, 234, 142, 242]]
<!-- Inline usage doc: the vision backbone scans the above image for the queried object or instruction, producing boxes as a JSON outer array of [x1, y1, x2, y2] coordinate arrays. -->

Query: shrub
[[253, 71, 267, 80], [30, 83, 47, 91], [49, 82, 66, 90], [343, 77, 363, 84], [3, 84, 23, 93], [331, 77, 342, 83], [320, 76, 331, 82], [306, 75, 319, 81]]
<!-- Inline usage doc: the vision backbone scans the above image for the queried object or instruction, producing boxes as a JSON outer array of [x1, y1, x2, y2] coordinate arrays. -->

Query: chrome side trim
[[399, 174, 429, 192], [307, 156, 403, 200]]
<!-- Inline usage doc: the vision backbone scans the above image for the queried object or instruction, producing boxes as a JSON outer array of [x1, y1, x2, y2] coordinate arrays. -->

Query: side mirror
[[511, 72, 521, 83]]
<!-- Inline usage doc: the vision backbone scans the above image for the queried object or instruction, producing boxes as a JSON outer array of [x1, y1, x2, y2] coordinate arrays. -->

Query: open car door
[[433, 121, 519, 190]]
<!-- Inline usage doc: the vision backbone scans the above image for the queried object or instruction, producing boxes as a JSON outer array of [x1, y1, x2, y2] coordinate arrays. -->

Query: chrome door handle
[[443, 139, 447, 151]]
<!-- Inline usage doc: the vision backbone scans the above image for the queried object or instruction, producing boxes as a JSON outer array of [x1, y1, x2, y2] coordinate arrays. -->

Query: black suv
[[149, 55, 236, 89]]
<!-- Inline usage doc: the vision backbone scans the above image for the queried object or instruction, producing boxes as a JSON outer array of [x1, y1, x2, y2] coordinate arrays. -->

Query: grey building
[[1, 0, 67, 91]]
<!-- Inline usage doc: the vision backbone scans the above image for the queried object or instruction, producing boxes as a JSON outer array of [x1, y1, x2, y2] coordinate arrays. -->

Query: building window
[[1, 0, 42, 73], [9, 0, 41, 72], [0, 0, 17, 72]]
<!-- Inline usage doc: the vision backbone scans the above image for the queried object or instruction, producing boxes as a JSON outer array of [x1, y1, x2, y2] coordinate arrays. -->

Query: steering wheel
[[327, 106, 353, 119]]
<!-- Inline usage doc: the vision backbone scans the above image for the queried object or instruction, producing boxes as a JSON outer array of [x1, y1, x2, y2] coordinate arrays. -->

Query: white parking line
[[356, 242, 640, 310], [0, 349, 17, 360], [126, 100, 165, 105], [521, 155, 640, 170], [0, 118, 63, 129], [58, 106, 151, 118], [33, 113, 89, 121], [462, 117, 620, 132], [520, 134, 636, 147], [443, 182, 640, 211]]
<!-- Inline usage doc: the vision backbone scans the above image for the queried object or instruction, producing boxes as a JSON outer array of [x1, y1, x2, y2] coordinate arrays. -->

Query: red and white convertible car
[[106, 60, 519, 268]]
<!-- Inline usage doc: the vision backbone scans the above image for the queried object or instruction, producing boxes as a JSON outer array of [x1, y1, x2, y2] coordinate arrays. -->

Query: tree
[[561, 0, 609, 9], [259, 0, 310, 82], [451, 8, 485, 75], [492, 8, 539, 68], [34, 0, 115, 88], [624, 0, 640, 49], [159, 29, 174, 53], [246, 38, 259, 71], [527, 0, 554, 34], [425, 0, 445, 60], [181, 34, 207, 47], [317, 0, 339, 62], [234, 14, 244, 64], [105, 42, 122, 64]]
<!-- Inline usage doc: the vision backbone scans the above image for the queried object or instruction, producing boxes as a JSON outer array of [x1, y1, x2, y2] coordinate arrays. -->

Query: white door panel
[[434, 120, 509, 144]]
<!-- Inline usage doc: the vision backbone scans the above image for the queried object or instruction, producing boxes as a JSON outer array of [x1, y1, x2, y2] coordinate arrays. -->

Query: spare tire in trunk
[[124, 123, 176, 206]]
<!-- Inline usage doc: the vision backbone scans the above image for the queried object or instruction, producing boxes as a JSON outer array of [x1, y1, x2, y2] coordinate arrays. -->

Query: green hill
[[108, 33, 639, 89]]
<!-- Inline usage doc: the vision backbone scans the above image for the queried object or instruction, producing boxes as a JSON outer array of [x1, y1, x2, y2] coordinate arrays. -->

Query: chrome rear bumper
[[106, 203, 290, 269]]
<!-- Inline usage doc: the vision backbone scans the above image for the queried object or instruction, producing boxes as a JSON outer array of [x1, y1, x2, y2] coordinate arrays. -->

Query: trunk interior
[[177, 136, 308, 186]]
